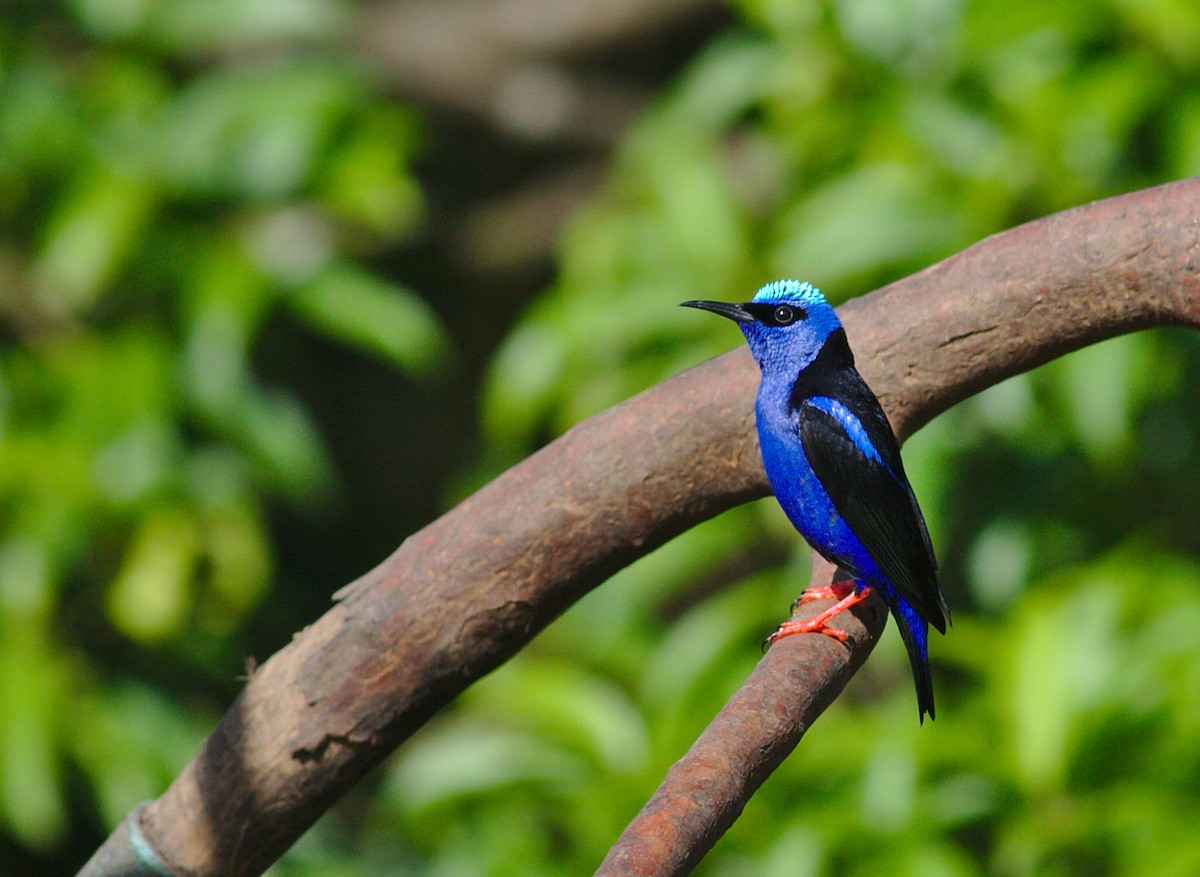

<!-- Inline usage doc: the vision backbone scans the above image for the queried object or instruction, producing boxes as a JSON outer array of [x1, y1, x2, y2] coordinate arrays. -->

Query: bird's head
[[681, 280, 842, 372]]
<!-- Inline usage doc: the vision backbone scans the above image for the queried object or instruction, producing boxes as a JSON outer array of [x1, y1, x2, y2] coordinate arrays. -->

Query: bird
[[682, 280, 949, 722]]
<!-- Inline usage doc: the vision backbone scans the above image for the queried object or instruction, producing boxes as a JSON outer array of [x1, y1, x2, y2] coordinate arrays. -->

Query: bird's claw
[[764, 583, 872, 653], [766, 617, 850, 647], [789, 579, 856, 612]]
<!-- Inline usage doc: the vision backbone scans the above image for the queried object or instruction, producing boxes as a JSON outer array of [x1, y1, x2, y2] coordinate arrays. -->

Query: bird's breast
[[755, 399, 883, 584]]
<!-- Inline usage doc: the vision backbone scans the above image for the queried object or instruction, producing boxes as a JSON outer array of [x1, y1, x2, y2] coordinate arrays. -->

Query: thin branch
[[80, 179, 1200, 877], [597, 559, 889, 877]]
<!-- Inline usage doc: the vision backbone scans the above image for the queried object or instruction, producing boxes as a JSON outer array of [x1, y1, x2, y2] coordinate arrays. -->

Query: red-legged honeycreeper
[[682, 280, 950, 722]]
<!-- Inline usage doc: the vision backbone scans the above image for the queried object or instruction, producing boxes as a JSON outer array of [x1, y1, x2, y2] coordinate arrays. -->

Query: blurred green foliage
[[0, 1, 447, 867], [2, 0, 1200, 876]]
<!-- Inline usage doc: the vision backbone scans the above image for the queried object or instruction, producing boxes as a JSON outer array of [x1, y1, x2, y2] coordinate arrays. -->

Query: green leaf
[[769, 163, 967, 287], [158, 61, 361, 199], [106, 508, 200, 642], [291, 263, 453, 379], [32, 167, 155, 313]]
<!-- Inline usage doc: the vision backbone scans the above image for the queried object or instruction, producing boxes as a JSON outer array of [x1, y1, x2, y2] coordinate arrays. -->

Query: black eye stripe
[[742, 301, 808, 326]]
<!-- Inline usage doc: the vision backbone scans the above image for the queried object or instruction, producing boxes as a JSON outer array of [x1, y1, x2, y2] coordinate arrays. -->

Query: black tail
[[892, 607, 935, 723]]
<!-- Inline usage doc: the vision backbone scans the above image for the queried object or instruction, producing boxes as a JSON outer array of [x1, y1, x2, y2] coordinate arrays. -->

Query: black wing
[[797, 398, 948, 634]]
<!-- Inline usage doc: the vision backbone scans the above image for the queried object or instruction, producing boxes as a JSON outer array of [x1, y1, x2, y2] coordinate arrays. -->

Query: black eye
[[773, 305, 799, 325]]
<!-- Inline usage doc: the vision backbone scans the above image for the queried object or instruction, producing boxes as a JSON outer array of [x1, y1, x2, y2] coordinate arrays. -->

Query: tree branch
[[596, 558, 889, 877], [80, 179, 1200, 877]]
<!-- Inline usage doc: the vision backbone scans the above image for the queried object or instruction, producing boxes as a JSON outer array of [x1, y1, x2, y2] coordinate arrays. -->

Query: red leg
[[767, 584, 872, 647], [789, 578, 856, 612]]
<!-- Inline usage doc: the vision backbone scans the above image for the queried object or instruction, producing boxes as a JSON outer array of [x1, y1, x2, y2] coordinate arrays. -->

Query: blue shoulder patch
[[804, 395, 886, 467]]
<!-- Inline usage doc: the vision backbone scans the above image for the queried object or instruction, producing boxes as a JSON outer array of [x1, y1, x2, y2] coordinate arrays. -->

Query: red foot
[[789, 579, 856, 612], [766, 582, 872, 648]]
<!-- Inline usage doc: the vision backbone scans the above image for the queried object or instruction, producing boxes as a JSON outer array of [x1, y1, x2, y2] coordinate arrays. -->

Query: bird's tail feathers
[[892, 602, 935, 723]]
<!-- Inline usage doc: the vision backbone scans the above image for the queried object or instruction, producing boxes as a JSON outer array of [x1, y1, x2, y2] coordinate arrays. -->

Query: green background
[[3, 1, 1200, 874]]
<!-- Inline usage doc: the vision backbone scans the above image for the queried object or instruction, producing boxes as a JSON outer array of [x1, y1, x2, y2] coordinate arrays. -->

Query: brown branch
[[79, 179, 1200, 877], [596, 558, 890, 877]]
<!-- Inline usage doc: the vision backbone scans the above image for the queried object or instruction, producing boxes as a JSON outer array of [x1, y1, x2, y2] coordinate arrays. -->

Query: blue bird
[[682, 280, 949, 722]]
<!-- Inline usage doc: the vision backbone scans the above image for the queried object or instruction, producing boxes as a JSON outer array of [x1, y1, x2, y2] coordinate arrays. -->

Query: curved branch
[[80, 179, 1200, 877]]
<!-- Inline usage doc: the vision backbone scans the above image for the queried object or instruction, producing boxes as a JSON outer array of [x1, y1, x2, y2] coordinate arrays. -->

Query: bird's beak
[[679, 299, 755, 323]]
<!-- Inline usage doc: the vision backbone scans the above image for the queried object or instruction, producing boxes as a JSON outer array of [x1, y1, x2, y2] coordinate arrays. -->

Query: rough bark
[[80, 179, 1200, 877]]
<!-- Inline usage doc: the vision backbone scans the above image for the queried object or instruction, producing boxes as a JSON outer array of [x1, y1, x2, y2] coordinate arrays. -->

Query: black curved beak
[[679, 300, 754, 323]]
